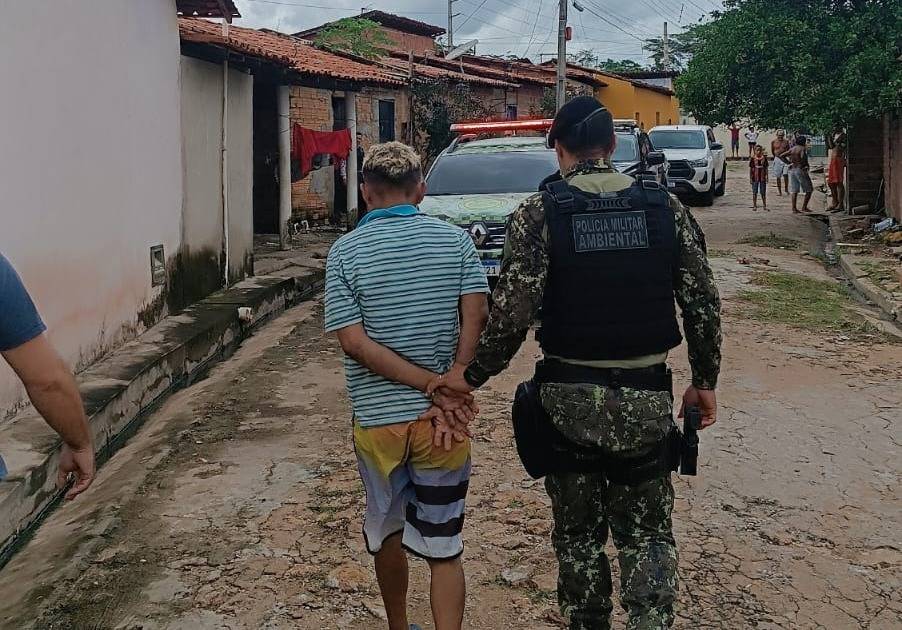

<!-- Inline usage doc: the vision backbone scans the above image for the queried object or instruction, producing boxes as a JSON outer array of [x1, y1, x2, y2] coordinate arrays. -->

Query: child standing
[[750, 144, 769, 211]]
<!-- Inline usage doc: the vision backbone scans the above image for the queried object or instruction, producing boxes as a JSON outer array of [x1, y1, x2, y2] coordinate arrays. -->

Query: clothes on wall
[[291, 125, 352, 181]]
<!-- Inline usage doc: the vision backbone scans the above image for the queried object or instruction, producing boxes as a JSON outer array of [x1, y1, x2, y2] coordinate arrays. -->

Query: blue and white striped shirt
[[324, 212, 489, 427]]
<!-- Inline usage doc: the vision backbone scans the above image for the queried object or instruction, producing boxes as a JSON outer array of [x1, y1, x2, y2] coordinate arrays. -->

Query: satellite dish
[[446, 39, 479, 61]]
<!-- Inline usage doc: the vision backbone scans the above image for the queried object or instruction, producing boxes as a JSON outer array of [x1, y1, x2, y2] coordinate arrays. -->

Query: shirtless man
[[770, 130, 791, 196], [780, 135, 813, 213]]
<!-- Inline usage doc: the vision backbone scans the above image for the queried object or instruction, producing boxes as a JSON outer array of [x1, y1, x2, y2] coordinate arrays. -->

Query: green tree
[[676, 0, 902, 130], [596, 58, 645, 73], [642, 27, 698, 70], [314, 17, 390, 59], [411, 80, 491, 163], [575, 49, 599, 68]]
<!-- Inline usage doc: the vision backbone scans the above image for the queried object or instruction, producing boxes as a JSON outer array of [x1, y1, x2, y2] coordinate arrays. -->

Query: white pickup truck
[[649, 125, 727, 206]]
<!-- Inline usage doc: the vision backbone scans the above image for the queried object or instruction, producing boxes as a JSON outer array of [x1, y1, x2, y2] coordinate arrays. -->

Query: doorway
[[253, 82, 280, 234], [332, 96, 348, 224]]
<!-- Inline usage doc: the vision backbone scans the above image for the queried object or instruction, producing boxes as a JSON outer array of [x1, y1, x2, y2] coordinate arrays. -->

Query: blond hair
[[362, 142, 422, 192]]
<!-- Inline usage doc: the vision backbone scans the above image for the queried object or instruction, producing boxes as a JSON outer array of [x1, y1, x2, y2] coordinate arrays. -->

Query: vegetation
[[314, 17, 390, 59], [738, 271, 888, 340], [676, 0, 902, 129], [411, 80, 491, 162], [642, 28, 699, 71], [737, 233, 802, 250], [574, 50, 645, 73]]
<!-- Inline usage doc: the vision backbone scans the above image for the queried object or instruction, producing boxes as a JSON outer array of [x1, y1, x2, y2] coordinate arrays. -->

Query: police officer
[[431, 96, 722, 630]]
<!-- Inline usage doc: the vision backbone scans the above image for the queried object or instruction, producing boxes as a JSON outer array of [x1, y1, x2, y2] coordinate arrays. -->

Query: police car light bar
[[449, 119, 554, 134]]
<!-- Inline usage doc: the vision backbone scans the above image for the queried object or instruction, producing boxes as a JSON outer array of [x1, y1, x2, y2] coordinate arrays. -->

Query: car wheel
[[715, 165, 727, 196], [697, 187, 715, 206]]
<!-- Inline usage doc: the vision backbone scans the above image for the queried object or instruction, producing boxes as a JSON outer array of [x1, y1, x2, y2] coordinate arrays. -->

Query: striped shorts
[[353, 419, 470, 560]]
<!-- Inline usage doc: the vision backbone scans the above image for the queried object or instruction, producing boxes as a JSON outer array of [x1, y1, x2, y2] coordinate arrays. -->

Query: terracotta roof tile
[[179, 18, 405, 87], [380, 57, 516, 88]]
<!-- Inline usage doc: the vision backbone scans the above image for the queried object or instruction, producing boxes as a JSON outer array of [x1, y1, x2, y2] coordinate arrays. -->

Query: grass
[[736, 232, 801, 250], [856, 259, 899, 292], [738, 271, 889, 340]]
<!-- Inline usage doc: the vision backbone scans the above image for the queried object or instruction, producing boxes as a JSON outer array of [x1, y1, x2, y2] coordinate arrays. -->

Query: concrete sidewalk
[[0, 248, 330, 568]]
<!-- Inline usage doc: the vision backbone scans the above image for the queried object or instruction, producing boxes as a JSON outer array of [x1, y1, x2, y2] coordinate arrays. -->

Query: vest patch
[[572, 211, 649, 252]]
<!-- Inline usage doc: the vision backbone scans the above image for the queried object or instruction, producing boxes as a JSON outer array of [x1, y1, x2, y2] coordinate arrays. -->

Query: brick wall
[[289, 84, 411, 221], [848, 117, 884, 211], [884, 110, 901, 222], [381, 28, 437, 56]]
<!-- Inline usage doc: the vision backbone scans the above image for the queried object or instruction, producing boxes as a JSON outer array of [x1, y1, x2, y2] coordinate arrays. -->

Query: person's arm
[[671, 197, 722, 427], [455, 293, 489, 366], [335, 324, 437, 391], [460, 195, 549, 390], [2, 336, 94, 498], [454, 232, 491, 366]]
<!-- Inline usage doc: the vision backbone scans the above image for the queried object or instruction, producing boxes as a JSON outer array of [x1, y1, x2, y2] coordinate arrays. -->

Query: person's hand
[[426, 363, 473, 396], [57, 443, 95, 500], [680, 386, 717, 429], [419, 405, 471, 451], [432, 387, 478, 426]]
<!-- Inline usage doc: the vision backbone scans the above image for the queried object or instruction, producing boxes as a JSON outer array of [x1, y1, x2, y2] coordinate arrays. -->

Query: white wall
[[0, 0, 183, 416], [179, 57, 254, 287]]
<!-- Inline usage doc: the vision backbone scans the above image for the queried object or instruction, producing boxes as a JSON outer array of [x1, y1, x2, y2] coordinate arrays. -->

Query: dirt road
[[2, 164, 900, 629]]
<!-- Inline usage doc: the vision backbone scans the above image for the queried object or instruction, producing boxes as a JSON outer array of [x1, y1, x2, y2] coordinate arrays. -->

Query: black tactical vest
[[536, 178, 683, 360]]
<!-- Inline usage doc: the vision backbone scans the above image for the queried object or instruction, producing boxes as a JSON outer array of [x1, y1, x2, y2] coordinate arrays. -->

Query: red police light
[[449, 119, 554, 134]]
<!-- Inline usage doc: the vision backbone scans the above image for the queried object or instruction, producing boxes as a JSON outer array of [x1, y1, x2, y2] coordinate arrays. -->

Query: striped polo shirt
[[324, 211, 489, 427]]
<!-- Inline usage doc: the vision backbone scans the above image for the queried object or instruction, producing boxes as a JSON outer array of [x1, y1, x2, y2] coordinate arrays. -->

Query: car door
[[707, 127, 725, 174]]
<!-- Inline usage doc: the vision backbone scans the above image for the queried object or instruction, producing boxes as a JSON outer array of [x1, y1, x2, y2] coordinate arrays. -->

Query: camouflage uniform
[[465, 160, 721, 630]]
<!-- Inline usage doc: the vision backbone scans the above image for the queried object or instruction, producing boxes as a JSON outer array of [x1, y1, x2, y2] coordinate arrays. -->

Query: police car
[[420, 119, 668, 284]]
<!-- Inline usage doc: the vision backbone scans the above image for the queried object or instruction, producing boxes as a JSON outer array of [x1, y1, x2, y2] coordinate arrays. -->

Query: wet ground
[[1, 164, 900, 629]]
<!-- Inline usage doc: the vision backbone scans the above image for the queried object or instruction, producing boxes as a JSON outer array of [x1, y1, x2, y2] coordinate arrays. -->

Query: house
[[180, 18, 408, 225], [0, 0, 271, 419], [847, 112, 902, 220]]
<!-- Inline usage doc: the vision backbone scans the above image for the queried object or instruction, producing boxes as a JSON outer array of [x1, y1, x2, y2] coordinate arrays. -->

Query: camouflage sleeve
[[672, 196, 722, 389], [464, 195, 548, 387]]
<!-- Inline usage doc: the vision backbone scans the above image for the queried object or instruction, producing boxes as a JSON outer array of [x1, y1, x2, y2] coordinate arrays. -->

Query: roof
[[176, 0, 240, 19], [462, 56, 606, 88], [617, 70, 680, 80], [294, 10, 446, 39], [179, 18, 404, 87], [540, 61, 675, 95], [380, 57, 516, 88]]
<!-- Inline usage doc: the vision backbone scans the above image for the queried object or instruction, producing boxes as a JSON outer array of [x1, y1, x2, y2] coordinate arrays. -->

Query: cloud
[[232, 0, 719, 63]]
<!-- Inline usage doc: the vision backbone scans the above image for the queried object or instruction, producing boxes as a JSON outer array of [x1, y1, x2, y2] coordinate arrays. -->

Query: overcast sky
[[232, 0, 723, 64]]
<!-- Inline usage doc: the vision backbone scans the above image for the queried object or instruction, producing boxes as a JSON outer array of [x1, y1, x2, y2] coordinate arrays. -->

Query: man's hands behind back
[[422, 386, 479, 451]]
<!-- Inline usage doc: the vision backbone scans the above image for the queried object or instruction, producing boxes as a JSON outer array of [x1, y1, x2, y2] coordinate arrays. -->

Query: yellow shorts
[[353, 419, 471, 560]]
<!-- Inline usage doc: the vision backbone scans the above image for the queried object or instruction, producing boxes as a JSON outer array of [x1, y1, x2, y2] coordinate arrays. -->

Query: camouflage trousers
[[541, 382, 678, 630]]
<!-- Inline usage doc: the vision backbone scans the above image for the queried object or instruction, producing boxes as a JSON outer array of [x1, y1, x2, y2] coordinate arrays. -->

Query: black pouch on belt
[[512, 379, 602, 479]]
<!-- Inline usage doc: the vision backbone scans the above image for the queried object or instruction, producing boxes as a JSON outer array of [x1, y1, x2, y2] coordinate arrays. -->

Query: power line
[[457, 0, 490, 30], [577, 2, 648, 42]]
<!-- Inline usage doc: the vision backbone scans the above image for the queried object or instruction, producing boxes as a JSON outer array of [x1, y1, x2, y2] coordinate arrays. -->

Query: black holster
[[511, 370, 684, 484]]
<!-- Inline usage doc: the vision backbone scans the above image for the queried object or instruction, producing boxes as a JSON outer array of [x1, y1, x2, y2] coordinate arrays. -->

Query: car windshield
[[426, 151, 559, 195], [612, 134, 639, 162], [650, 130, 707, 150]]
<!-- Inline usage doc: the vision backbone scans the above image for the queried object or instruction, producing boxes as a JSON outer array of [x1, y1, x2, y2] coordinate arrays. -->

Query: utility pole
[[448, 0, 459, 49], [662, 21, 670, 71], [556, 0, 568, 112]]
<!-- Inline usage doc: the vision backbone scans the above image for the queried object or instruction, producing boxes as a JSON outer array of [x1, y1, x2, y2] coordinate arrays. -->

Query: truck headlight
[[689, 159, 709, 168]]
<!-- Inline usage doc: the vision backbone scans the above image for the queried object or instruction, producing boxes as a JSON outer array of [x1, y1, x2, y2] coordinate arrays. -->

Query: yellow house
[[592, 70, 680, 130]]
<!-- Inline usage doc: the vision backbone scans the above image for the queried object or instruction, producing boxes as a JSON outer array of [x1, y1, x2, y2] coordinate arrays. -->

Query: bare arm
[[336, 324, 437, 392], [2, 335, 95, 499], [2, 335, 91, 449], [454, 293, 489, 366]]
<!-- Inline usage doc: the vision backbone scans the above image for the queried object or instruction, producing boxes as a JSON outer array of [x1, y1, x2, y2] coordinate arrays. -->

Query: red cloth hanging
[[291, 125, 352, 179]]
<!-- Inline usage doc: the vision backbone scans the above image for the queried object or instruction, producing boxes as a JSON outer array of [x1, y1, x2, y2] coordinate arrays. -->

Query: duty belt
[[534, 359, 672, 392]]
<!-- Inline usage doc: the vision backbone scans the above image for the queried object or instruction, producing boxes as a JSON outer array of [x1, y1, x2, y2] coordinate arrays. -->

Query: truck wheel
[[697, 188, 715, 206], [715, 165, 727, 196]]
